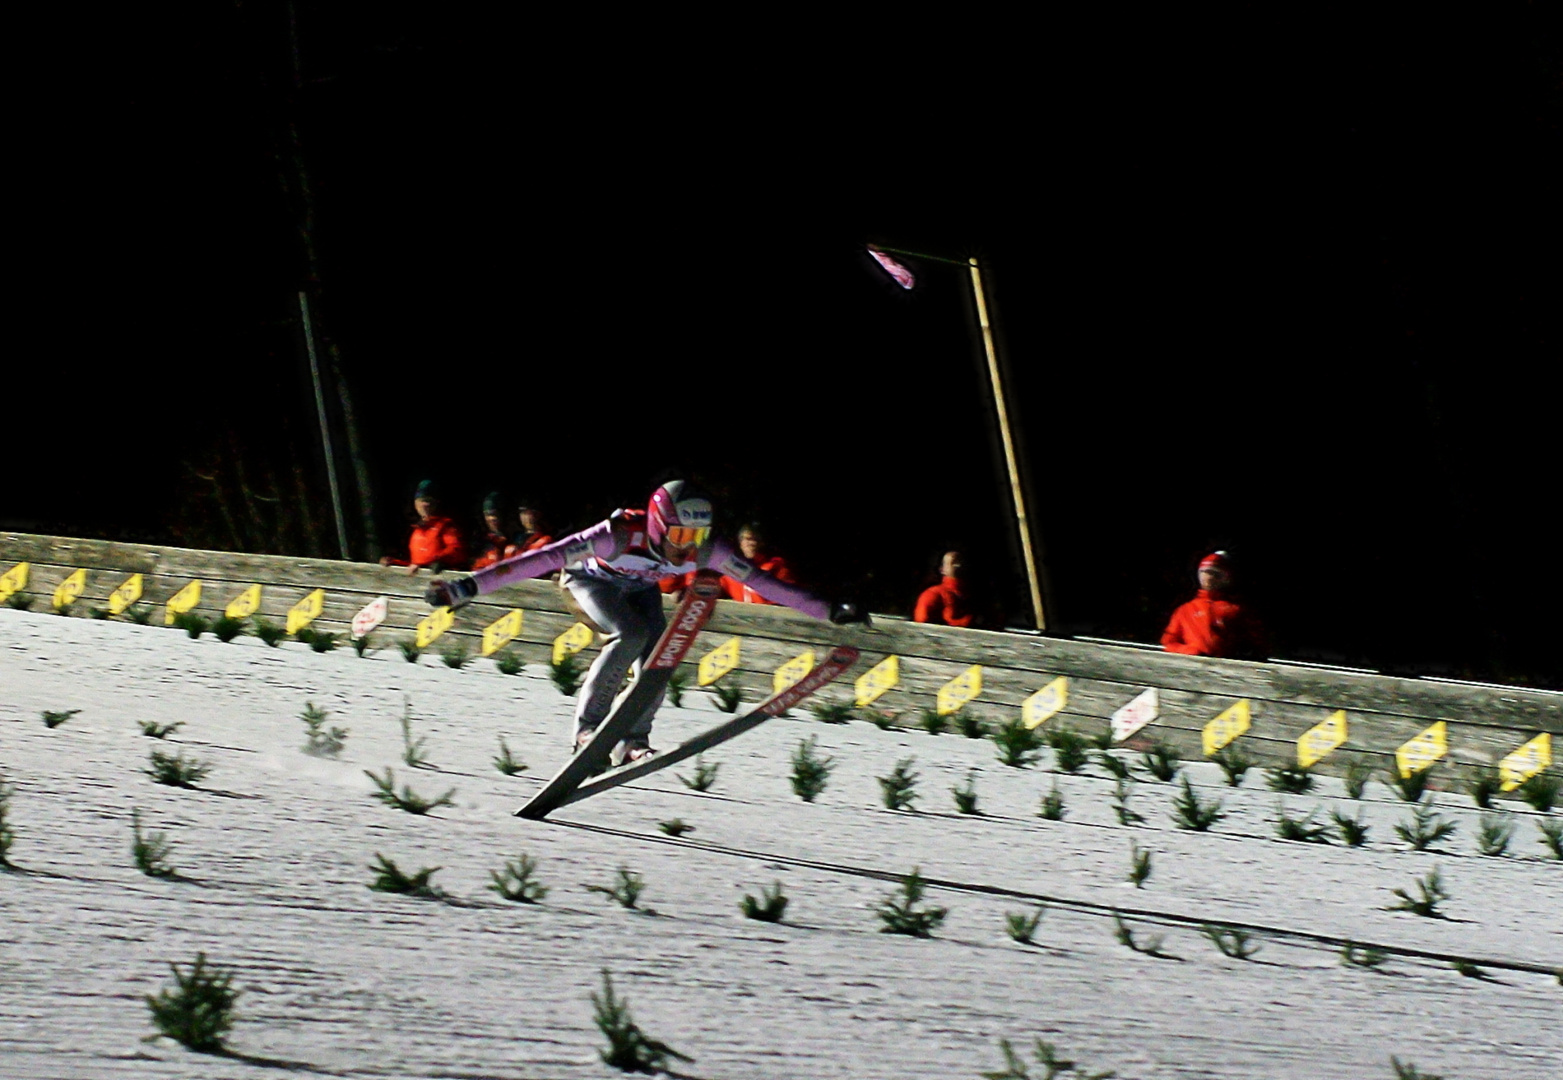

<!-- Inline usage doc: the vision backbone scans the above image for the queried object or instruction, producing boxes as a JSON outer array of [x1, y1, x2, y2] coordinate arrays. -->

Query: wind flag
[[869, 248, 916, 289]]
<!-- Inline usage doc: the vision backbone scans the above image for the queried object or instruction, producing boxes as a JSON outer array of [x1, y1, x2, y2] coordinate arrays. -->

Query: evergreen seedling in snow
[[1386, 866, 1451, 918], [400, 698, 430, 768], [591, 969, 692, 1073], [1047, 727, 1090, 774], [1112, 779, 1145, 826], [253, 618, 286, 646], [1331, 808, 1371, 847], [876, 867, 947, 937], [1201, 924, 1261, 960], [1112, 914, 1173, 958], [213, 616, 246, 643], [42, 709, 80, 729], [364, 768, 455, 815], [1343, 756, 1374, 799], [664, 666, 687, 707], [145, 952, 238, 1053], [1340, 941, 1388, 969], [993, 717, 1043, 768], [1391, 1057, 1443, 1080], [175, 612, 210, 639], [300, 702, 348, 757], [740, 881, 789, 922], [368, 853, 443, 897], [1451, 959, 1496, 981], [1038, 783, 1066, 821], [711, 680, 742, 713], [868, 709, 897, 730], [1095, 749, 1131, 781], [956, 710, 985, 738], [139, 719, 183, 739], [1141, 741, 1182, 782], [397, 637, 422, 663], [1275, 806, 1331, 844], [0, 776, 15, 868], [981, 1037, 1117, 1080], [1211, 744, 1254, 786], [810, 699, 853, 725], [549, 656, 585, 693], [1388, 766, 1433, 803], [307, 630, 338, 653], [1265, 764, 1315, 795], [918, 706, 948, 736], [126, 603, 155, 625], [492, 649, 521, 674], [1538, 818, 1563, 859], [440, 640, 469, 668], [147, 750, 211, 788], [1476, 813, 1514, 856], [492, 737, 526, 775], [952, 771, 980, 814], [878, 757, 919, 811], [489, 854, 547, 903], [1128, 842, 1152, 888], [1171, 775, 1225, 831], [1395, 804, 1457, 851], [677, 755, 719, 792], [658, 818, 693, 837], [4, 590, 34, 610], [131, 809, 177, 878], [586, 867, 647, 909], [789, 736, 834, 802], [1517, 770, 1559, 813], [1004, 906, 1046, 945], [1467, 767, 1502, 810]]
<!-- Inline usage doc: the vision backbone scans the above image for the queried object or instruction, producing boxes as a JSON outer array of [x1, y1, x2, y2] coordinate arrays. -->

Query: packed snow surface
[[1, 609, 1559, 1079]]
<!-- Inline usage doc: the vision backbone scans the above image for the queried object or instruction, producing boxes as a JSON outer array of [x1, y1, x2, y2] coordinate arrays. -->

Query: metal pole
[[298, 291, 351, 560], [968, 259, 1047, 630]]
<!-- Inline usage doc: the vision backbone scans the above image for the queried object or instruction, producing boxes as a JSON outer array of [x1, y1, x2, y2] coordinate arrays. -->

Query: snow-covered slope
[[1, 609, 1558, 1079]]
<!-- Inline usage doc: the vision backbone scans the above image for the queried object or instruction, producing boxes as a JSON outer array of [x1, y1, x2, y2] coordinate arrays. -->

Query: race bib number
[[697, 636, 741, 685], [1395, 721, 1448, 778], [1296, 711, 1348, 768], [855, 654, 899, 707], [108, 573, 143, 616], [164, 580, 202, 625], [1023, 677, 1068, 730], [1202, 699, 1251, 756], [937, 665, 982, 716], [1111, 688, 1158, 742], [774, 650, 815, 694], [481, 609, 523, 656]]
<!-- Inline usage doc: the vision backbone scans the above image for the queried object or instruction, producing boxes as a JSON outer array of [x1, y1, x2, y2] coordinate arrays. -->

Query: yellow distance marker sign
[[1297, 710, 1348, 768], [0, 562, 29, 603], [855, 654, 899, 707], [416, 605, 455, 648], [937, 665, 982, 716], [697, 636, 740, 685], [553, 622, 595, 665], [53, 569, 86, 610], [107, 573, 144, 616], [1023, 677, 1068, 730], [225, 585, 262, 620], [774, 650, 815, 694], [1395, 720, 1449, 778], [1499, 732, 1551, 792], [481, 609, 523, 657], [1202, 700, 1251, 756], [286, 588, 325, 635], [164, 580, 202, 625]]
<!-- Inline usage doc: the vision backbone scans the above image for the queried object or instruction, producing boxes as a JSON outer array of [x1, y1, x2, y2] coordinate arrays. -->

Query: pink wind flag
[[869, 248, 916, 289]]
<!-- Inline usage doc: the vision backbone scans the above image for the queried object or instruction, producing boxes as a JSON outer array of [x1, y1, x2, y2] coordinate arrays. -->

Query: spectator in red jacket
[[471, 492, 513, 571], [914, 550, 977, 628], [512, 500, 554, 556], [380, 480, 468, 574], [721, 524, 796, 603], [1161, 551, 1266, 659]]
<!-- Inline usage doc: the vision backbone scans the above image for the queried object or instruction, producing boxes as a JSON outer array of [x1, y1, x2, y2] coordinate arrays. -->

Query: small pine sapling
[[740, 881, 789, 922], [1211, 744, 1254, 787], [1331, 808, 1371, 847], [253, 618, 287, 647], [291, 627, 318, 648], [876, 867, 947, 937], [1047, 726, 1090, 774], [300, 701, 348, 757], [368, 853, 443, 897], [868, 709, 897, 730], [1467, 767, 1502, 810], [810, 699, 853, 725], [1451, 959, 1496, 981], [956, 710, 986, 738], [586, 866, 647, 909], [1095, 749, 1131, 781], [144, 952, 238, 1053], [1202, 924, 1261, 960], [1141, 741, 1182, 782], [397, 637, 422, 663], [1475, 813, 1514, 856], [42, 709, 80, 729], [212, 616, 246, 643], [400, 698, 430, 768], [492, 737, 527, 776], [1038, 782, 1066, 821], [1128, 842, 1152, 888], [658, 818, 694, 837], [0, 776, 15, 868], [440, 640, 469, 668], [1265, 764, 1315, 795], [1342, 756, 1374, 799], [918, 707, 948, 736], [712, 680, 742, 713], [1390, 1056, 1444, 1080], [1171, 775, 1225, 831], [992, 717, 1043, 768], [1004, 905, 1045, 945], [1395, 804, 1457, 852], [1538, 818, 1563, 860], [952, 770, 981, 815], [1386, 866, 1451, 918], [126, 603, 155, 625], [1112, 779, 1145, 826], [789, 736, 834, 802], [364, 768, 455, 815], [1340, 941, 1388, 969], [878, 757, 919, 811], [131, 809, 177, 878], [175, 612, 210, 639], [307, 630, 338, 653], [1388, 766, 1433, 803], [4, 590, 35, 610], [1112, 914, 1173, 958], [146, 749, 211, 788], [677, 755, 720, 792], [592, 969, 692, 1073], [493, 649, 522, 674], [664, 666, 687, 706], [1517, 770, 1560, 813], [489, 854, 547, 903], [1275, 805, 1331, 844]]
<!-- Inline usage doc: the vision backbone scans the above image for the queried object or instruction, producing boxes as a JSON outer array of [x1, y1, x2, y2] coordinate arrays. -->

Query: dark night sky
[[10, 6, 1559, 686]]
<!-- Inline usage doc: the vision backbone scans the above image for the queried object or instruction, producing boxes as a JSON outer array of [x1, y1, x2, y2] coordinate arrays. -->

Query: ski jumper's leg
[[563, 574, 667, 739], [618, 585, 673, 741]]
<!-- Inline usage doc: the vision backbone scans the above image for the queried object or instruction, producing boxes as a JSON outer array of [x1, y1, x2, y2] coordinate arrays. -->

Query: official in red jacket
[[1161, 551, 1266, 659], [381, 480, 468, 574], [914, 550, 977, 628]]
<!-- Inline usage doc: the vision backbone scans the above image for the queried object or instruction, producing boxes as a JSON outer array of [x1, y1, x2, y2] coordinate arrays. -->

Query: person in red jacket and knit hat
[[1161, 551, 1266, 659], [914, 550, 977, 628], [380, 480, 468, 574]]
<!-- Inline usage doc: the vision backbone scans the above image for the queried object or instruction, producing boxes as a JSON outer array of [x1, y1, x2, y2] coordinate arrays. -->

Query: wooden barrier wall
[[2, 531, 1557, 788]]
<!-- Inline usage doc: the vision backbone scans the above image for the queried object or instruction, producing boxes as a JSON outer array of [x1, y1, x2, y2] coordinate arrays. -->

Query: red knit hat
[[1199, 551, 1230, 571]]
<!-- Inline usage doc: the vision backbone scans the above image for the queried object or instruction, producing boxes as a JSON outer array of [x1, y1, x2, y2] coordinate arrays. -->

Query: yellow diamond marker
[[1297, 710, 1348, 768], [107, 573, 144, 616], [164, 580, 202, 625], [1202, 699, 1252, 756], [285, 588, 325, 635], [937, 664, 982, 716], [1023, 676, 1068, 730], [854, 654, 900, 707], [481, 609, 523, 657], [416, 605, 455, 648], [1395, 720, 1449, 778], [225, 584, 262, 620], [697, 636, 740, 685], [553, 622, 595, 665], [0, 562, 29, 603], [53, 569, 86, 611], [774, 650, 815, 694], [1499, 732, 1552, 792]]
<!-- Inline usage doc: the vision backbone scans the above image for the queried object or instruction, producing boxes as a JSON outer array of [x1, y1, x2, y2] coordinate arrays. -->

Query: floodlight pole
[[299, 290, 351, 560]]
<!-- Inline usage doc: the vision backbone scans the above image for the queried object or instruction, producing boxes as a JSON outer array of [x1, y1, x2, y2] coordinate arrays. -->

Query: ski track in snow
[[1, 609, 1559, 1080]]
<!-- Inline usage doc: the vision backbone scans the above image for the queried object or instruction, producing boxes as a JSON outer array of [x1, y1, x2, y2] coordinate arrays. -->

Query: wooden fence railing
[[2, 531, 1556, 790]]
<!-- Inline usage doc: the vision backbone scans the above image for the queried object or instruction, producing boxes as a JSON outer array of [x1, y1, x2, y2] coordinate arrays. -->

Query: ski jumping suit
[[466, 509, 831, 743]]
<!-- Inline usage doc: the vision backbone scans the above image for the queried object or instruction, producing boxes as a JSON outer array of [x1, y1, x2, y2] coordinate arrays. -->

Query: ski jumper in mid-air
[[426, 481, 868, 764]]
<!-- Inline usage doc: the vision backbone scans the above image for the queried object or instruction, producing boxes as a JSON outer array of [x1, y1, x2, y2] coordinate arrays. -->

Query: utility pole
[[299, 291, 351, 560]]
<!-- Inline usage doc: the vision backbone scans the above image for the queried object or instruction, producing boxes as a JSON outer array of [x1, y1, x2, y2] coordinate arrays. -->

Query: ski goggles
[[664, 525, 710, 548]]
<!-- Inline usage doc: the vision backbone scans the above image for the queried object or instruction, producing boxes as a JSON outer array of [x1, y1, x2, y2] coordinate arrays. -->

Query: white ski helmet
[[647, 480, 713, 553]]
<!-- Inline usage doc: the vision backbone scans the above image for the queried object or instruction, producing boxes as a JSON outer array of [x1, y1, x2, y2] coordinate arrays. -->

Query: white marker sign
[[352, 596, 388, 639], [1111, 688, 1159, 743]]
